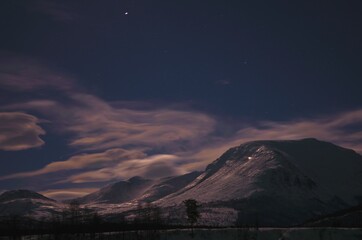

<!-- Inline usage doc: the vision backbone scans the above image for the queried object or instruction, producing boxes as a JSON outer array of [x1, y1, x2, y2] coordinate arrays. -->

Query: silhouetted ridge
[[0, 190, 55, 202]]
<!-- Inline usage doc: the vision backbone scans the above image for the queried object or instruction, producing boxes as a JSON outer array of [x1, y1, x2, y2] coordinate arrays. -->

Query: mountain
[[0, 189, 55, 203], [156, 138, 362, 226], [77, 172, 201, 205], [76, 176, 154, 204], [2, 139, 362, 226], [0, 190, 61, 218]]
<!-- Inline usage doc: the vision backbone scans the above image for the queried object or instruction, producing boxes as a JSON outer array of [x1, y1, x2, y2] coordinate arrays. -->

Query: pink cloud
[[2, 54, 362, 187], [5, 93, 216, 152], [0, 54, 75, 92], [0, 112, 45, 151], [6, 108, 362, 184], [40, 188, 98, 201], [65, 154, 183, 183], [0, 148, 146, 180]]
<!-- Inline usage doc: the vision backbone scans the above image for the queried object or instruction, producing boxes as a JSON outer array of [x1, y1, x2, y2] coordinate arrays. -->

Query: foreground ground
[[0, 228, 361, 240]]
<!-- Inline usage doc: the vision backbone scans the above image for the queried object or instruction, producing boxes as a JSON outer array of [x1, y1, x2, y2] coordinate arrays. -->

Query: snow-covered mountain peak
[[205, 140, 292, 173], [159, 138, 362, 207]]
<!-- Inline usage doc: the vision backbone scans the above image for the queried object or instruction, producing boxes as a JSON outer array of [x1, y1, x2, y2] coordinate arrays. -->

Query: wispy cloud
[[5, 93, 216, 152], [0, 53, 215, 184], [40, 188, 98, 201], [68, 95, 215, 151], [234, 109, 362, 153], [1, 53, 362, 191], [0, 54, 75, 92], [180, 109, 362, 170], [1, 151, 183, 184], [0, 112, 45, 151], [66, 154, 183, 183], [4, 108, 362, 184], [0, 148, 146, 180]]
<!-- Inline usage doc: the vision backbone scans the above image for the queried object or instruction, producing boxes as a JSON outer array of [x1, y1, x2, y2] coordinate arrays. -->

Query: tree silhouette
[[183, 199, 200, 231], [68, 200, 81, 225]]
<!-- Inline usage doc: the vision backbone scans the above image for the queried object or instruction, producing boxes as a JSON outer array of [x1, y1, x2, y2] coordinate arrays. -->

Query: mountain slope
[[304, 203, 362, 227], [77, 171, 201, 205], [76, 176, 154, 204], [137, 171, 201, 202]]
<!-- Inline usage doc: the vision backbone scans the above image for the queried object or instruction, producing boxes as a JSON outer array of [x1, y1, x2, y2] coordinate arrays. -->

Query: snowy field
[[1, 228, 362, 240]]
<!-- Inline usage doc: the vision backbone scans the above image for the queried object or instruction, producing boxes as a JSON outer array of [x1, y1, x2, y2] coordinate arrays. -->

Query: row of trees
[[0, 198, 201, 237]]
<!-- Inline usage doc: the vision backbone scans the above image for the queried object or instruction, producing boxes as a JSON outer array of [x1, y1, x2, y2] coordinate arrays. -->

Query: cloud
[[0, 53, 215, 183], [40, 188, 98, 201], [0, 148, 146, 180], [0, 150, 183, 184], [233, 109, 362, 153], [59, 107, 362, 183], [1, 53, 362, 188], [66, 94, 216, 151], [0, 54, 75, 92], [0, 54, 215, 154], [66, 154, 183, 183], [179, 109, 362, 170], [3, 102, 362, 183], [0, 112, 45, 151], [5, 93, 216, 152]]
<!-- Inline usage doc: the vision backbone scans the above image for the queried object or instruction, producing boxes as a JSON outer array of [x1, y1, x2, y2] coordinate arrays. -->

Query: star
[[124, 12, 129, 15]]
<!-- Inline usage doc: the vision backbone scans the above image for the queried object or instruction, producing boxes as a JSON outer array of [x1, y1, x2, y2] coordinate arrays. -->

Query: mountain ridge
[[0, 189, 55, 203], [1, 138, 362, 226], [75, 176, 154, 204], [154, 138, 362, 225]]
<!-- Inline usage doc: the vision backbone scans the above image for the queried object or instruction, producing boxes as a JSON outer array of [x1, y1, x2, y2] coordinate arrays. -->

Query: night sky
[[1, 0, 362, 200]]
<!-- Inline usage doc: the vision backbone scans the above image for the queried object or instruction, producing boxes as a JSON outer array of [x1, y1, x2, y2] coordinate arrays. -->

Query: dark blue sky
[[1, 0, 362, 199]]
